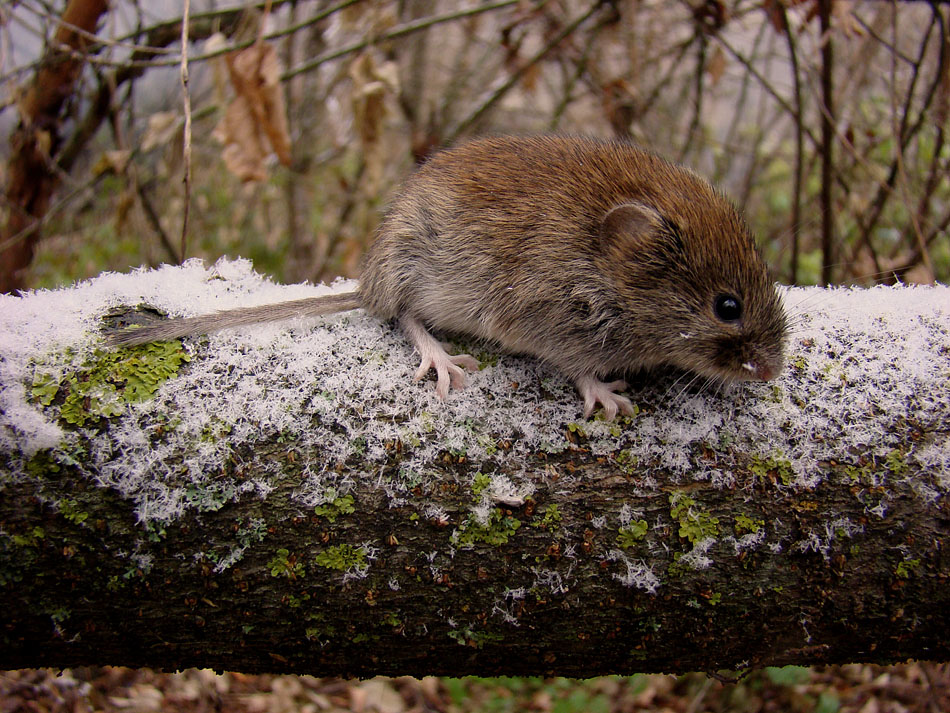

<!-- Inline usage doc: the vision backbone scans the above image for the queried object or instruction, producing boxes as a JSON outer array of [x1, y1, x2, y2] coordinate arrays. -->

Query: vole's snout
[[740, 351, 784, 382]]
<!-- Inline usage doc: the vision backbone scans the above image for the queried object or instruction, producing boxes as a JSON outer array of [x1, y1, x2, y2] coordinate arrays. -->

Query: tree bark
[[0, 0, 109, 294], [0, 262, 948, 676]]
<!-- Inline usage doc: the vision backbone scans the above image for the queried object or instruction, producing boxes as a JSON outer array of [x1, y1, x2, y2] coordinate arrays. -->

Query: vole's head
[[600, 197, 787, 384]]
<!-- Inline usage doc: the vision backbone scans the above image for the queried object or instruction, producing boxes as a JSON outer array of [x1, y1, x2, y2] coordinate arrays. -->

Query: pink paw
[[576, 376, 634, 420], [414, 351, 480, 399]]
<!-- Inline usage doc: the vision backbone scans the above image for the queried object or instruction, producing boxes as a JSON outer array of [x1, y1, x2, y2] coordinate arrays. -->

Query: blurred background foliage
[[1, 0, 947, 292]]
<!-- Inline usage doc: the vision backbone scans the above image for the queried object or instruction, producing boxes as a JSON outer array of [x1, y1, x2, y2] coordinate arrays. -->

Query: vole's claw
[[577, 376, 633, 420], [403, 315, 479, 399]]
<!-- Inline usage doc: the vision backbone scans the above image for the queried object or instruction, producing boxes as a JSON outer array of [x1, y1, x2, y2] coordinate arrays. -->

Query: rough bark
[[0, 261, 948, 676]]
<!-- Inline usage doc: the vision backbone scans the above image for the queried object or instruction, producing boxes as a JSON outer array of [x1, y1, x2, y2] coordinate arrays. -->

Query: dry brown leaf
[[213, 41, 292, 183], [91, 149, 131, 176], [349, 53, 399, 191], [354, 678, 406, 713], [706, 44, 727, 86]]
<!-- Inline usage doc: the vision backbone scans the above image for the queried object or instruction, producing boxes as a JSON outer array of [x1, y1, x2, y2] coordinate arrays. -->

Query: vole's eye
[[714, 294, 742, 323]]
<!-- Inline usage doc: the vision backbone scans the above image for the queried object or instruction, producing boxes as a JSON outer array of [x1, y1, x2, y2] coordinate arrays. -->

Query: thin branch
[[179, 0, 192, 262], [782, 5, 805, 286], [846, 9, 942, 273], [284, 0, 520, 81], [818, 0, 836, 285], [449, 0, 605, 141]]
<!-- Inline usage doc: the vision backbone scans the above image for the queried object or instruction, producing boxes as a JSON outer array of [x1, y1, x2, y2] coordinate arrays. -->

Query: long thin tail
[[105, 291, 363, 347]]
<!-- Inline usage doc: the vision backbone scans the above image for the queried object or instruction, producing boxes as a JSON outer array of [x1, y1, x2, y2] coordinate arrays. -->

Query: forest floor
[[1, 663, 948, 713]]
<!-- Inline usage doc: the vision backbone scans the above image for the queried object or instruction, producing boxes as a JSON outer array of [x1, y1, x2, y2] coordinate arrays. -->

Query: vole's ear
[[599, 202, 667, 256]]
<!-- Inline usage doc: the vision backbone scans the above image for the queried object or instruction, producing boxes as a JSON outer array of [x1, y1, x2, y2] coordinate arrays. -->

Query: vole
[[107, 135, 788, 419]]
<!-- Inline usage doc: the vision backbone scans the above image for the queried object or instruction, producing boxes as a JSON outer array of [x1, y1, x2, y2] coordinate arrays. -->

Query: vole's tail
[[105, 291, 363, 348]]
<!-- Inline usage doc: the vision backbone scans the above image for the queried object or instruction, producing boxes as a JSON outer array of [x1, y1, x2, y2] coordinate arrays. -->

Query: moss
[[313, 491, 356, 523], [454, 509, 521, 547], [268, 548, 305, 579], [614, 450, 639, 475], [884, 449, 910, 477], [895, 558, 921, 579], [531, 504, 563, 531], [58, 499, 90, 526], [749, 454, 795, 486], [31, 341, 190, 427], [471, 472, 492, 497], [667, 552, 689, 578], [616, 519, 649, 549], [314, 543, 367, 571], [11, 526, 46, 548], [286, 592, 311, 608], [447, 626, 503, 649], [669, 492, 719, 544], [734, 514, 764, 536], [237, 518, 268, 548]]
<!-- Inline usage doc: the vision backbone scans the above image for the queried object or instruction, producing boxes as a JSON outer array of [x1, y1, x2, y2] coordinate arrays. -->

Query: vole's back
[[360, 135, 785, 384]]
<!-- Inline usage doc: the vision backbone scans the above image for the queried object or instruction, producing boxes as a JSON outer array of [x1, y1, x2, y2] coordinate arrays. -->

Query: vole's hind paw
[[414, 351, 478, 399], [576, 376, 634, 420], [401, 315, 479, 399]]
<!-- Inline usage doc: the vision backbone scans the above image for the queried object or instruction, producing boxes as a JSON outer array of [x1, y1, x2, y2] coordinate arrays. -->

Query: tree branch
[[1, 261, 948, 675]]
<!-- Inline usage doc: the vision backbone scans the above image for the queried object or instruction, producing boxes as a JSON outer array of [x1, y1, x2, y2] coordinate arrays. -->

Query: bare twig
[[179, 0, 192, 262], [779, 4, 805, 285], [285, 0, 520, 81], [449, 0, 604, 141], [818, 0, 836, 285]]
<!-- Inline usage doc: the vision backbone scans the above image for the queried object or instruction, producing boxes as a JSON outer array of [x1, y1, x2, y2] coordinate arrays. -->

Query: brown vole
[[107, 136, 788, 419]]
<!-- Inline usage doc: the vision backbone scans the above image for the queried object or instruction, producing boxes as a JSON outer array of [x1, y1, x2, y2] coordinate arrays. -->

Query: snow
[[1, 259, 948, 528]]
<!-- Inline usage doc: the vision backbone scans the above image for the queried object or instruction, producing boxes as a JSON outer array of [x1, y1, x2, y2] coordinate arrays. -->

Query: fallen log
[[0, 259, 947, 676]]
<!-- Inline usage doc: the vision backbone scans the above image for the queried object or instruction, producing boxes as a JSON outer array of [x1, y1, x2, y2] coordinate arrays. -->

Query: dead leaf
[[92, 149, 131, 176], [706, 45, 727, 86], [353, 678, 405, 713], [349, 53, 399, 191], [213, 41, 292, 183]]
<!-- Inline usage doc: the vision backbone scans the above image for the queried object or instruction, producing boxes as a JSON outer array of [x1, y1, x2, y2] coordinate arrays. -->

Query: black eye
[[714, 294, 742, 323]]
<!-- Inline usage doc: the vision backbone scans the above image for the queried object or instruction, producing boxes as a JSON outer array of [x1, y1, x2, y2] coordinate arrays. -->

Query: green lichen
[[667, 552, 689, 577], [31, 341, 190, 427], [447, 626, 503, 649], [895, 558, 921, 579], [286, 592, 311, 608], [734, 514, 764, 535], [614, 450, 639, 475], [616, 519, 649, 548], [268, 548, 305, 579], [669, 492, 719, 544], [58, 499, 90, 526], [471, 472, 492, 497], [237, 518, 268, 548], [884, 449, 910, 477], [532, 504, 563, 530], [11, 526, 45, 548], [184, 481, 237, 513], [314, 543, 367, 571], [313, 491, 356, 523], [750, 454, 795, 486], [454, 509, 521, 546]]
